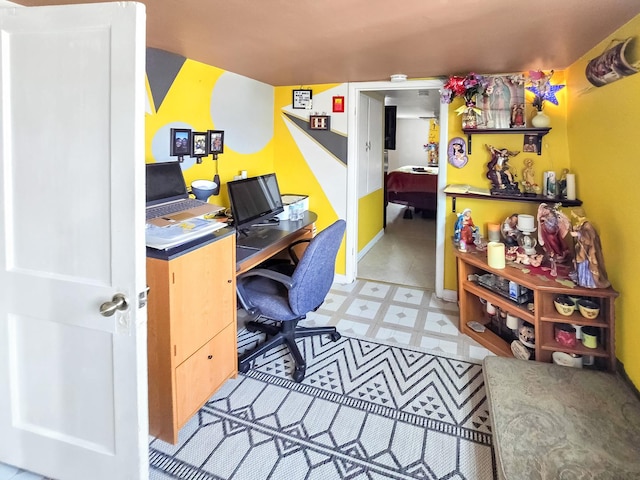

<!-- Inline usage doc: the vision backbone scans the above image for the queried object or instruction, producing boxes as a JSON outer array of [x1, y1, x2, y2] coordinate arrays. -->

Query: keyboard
[[146, 199, 205, 220], [237, 227, 288, 249]]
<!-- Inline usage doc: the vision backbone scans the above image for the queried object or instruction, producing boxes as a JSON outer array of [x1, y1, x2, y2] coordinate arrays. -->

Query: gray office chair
[[236, 219, 346, 382]]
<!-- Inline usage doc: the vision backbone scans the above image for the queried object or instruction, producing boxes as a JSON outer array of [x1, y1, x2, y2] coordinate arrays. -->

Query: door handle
[[99, 293, 129, 317]]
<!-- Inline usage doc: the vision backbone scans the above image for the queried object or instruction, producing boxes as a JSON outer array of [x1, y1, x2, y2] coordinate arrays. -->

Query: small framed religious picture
[[309, 115, 330, 130], [523, 134, 538, 153], [292, 89, 312, 109], [447, 137, 468, 168]]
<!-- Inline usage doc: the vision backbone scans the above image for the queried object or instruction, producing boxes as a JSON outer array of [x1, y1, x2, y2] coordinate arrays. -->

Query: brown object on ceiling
[[13, 0, 640, 86]]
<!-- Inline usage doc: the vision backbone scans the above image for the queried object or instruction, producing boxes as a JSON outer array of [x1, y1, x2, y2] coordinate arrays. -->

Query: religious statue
[[521, 158, 540, 195], [454, 208, 478, 249], [486, 144, 521, 195], [537, 203, 571, 263], [570, 208, 610, 288]]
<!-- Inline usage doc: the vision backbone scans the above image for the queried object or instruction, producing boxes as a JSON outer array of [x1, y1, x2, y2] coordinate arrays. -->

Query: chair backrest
[[288, 219, 346, 315]]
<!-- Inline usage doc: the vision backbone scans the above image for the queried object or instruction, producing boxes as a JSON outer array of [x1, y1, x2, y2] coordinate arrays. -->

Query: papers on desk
[[444, 184, 491, 196], [146, 217, 227, 250]]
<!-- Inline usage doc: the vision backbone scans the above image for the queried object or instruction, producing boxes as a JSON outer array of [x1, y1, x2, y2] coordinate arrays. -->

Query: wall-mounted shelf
[[445, 191, 582, 213], [462, 127, 551, 155]]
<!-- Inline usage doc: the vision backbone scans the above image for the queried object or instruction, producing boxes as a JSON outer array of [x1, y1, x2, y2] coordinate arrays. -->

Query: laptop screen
[[146, 162, 188, 205]]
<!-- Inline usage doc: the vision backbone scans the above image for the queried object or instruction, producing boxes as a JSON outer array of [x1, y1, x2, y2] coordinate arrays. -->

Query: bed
[[385, 165, 439, 218]]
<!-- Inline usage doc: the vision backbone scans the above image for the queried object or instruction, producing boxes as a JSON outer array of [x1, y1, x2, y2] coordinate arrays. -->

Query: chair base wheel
[[292, 367, 306, 383], [238, 361, 250, 374], [330, 332, 341, 342]]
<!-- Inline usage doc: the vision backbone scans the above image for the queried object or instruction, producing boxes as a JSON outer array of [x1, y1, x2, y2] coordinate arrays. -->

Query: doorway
[[346, 79, 449, 298]]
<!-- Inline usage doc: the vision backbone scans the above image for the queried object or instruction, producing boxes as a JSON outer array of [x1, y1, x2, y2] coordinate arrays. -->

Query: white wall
[[387, 118, 430, 171]]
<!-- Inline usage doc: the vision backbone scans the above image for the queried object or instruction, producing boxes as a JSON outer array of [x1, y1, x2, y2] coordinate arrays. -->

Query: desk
[[146, 212, 317, 444], [236, 211, 317, 275]]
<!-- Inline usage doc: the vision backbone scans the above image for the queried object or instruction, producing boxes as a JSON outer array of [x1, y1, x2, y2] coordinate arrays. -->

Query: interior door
[[0, 3, 148, 480]]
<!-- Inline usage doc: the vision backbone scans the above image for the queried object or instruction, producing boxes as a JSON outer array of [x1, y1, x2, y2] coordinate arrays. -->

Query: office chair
[[236, 219, 346, 382]]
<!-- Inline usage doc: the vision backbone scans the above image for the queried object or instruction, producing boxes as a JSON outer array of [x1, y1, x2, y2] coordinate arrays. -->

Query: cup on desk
[[289, 202, 304, 221]]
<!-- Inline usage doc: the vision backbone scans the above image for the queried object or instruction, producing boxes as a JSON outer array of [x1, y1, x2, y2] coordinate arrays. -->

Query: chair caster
[[330, 332, 341, 342], [238, 360, 250, 374], [246, 324, 259, 333], [292, 367, 306, 383]]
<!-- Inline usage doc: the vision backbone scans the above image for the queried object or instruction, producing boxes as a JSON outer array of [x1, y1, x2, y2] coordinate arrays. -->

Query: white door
[[0, 3, 148, 480]]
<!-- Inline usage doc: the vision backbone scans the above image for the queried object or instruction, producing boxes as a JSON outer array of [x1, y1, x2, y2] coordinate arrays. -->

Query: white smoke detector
[[390, 74, 407, 82]]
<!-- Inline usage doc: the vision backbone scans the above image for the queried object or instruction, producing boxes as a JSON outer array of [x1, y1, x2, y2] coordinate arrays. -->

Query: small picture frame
[[292, 89, 312, 109], [207, 130, 224, 154], [309, 115, 330, 130], [332, 96, 345, 113], [191, 131, 208, 157], [170, 128, 191, 157], [447, 137, 468, 168], [523, 134, 538, 153]]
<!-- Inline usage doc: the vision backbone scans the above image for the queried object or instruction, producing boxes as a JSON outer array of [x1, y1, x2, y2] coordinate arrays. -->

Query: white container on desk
[[277, 194, 309, 221]]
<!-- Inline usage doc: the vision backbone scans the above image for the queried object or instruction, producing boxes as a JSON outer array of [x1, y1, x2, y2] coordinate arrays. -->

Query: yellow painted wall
[[565, 14, 640, 386], [358, 189, 384, 251], [145, 58, 275, 209], [443, 73, 571, 291], [273, 84, 346, 274]]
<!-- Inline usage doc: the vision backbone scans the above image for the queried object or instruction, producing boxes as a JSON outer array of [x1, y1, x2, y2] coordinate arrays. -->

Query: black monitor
[[227, 173, 284, 231]]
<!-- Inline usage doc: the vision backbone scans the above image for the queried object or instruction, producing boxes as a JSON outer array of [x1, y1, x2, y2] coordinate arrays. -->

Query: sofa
[[483, 356, 640, 480]]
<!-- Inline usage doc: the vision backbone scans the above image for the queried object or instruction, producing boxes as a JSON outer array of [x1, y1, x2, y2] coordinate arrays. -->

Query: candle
[[487, 223, 501, 242], [517, 214, 535, 231], [487, 242, 506, 269], [566, 173, 576, 200]]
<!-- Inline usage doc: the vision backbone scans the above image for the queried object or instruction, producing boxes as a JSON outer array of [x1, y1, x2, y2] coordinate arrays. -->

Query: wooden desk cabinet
[[147, 233, 237, 444], [456, 248, 618, 371]]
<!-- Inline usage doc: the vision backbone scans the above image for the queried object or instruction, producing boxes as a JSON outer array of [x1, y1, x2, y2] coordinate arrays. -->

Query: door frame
[[346, 79, 451, 299]]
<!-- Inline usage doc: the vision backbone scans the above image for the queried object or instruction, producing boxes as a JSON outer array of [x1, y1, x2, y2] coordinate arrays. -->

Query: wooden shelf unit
[[462, 127, 551, 155], [455, 247, 618, 371]]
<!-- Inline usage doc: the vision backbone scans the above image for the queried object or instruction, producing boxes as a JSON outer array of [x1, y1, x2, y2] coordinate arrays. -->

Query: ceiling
[[13, 0, 640, 88]]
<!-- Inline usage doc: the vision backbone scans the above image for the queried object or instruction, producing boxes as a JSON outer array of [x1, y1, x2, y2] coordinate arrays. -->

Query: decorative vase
[[531, 110, 551, 128]]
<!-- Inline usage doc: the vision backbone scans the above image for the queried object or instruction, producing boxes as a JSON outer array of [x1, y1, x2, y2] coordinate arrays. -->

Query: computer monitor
[[227, 173, 284, 232]]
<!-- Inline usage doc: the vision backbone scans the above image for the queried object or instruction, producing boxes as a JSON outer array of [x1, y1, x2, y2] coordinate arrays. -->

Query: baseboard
[[357, 229, 384, 261], [616, 359, 640, 401], [441, 288, 458, 303]]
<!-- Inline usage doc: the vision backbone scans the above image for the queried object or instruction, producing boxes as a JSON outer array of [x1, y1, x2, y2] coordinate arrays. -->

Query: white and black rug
[[149, 332, 496, 479]]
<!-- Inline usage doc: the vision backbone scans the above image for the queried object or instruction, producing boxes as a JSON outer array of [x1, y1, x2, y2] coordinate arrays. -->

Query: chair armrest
[[238, 268, 294, 289]]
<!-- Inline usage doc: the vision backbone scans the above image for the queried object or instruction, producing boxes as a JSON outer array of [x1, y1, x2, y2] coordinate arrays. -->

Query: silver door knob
[[100, 293, 129, 317]]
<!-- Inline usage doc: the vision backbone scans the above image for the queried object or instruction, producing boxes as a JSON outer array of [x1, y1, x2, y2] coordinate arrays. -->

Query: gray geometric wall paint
[[146, 47, 187, 111], [283, 112, 348, 165]]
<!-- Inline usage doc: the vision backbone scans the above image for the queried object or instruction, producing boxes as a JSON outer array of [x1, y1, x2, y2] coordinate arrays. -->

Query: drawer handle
[[207, 355, 213, 360]]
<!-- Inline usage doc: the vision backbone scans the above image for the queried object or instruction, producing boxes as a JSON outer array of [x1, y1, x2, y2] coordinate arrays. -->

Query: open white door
[[0, 3, 148, 480]]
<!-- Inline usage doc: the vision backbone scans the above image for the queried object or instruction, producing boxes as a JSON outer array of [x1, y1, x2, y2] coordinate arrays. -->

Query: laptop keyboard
[[146, 199, 204, 220]]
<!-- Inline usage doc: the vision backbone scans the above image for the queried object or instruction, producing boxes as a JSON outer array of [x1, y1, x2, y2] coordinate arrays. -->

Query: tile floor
[[1, 204, 492, 480]]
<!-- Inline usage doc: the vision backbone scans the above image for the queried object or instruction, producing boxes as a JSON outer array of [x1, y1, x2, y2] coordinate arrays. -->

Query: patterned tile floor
[[1, 204, 492, 479]]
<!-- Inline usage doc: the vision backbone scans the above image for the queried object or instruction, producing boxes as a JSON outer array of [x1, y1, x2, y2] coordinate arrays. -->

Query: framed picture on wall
[[170, 128, 191, 157], [475, 75, 525, 129], [191, 131, 207, 157], [292, 89, 312, 109], [207, 130, 224, 154]]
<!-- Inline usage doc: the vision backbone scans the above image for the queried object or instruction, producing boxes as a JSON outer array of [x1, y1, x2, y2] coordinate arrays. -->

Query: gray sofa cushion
[[483, 356, 640, 480]]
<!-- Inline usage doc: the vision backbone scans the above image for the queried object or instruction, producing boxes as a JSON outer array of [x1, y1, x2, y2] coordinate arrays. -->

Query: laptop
[[145, 162, 228, 250], [146, 162, 224, 227]]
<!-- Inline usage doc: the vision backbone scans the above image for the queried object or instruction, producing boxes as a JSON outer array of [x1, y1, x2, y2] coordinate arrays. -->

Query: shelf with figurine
[[453, 204, 618, 371], [445, 147, 582, 212], [462, 127, 551, 155]]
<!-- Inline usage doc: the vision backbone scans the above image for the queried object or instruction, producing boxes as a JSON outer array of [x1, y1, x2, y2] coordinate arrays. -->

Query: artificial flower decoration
[[526, 69, 565, 111], [441, 73, 489, 116]]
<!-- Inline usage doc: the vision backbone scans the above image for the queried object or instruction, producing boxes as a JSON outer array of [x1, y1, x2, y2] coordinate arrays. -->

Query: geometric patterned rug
[[149, 332, 497, 479]]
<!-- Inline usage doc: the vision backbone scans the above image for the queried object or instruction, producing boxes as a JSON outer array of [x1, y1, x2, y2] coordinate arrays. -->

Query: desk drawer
[[175, 323, 237, 427]]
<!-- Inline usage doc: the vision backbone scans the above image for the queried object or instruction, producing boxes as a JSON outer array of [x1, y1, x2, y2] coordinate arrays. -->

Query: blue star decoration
[[526, 83, 565, 106]]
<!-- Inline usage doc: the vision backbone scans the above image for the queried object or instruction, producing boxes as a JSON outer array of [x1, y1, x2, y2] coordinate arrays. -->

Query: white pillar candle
[[506, 314, 520, 330], [517, 214, 535, 231], [487, 242, 505, 269], [566, 173, 576, 200]]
